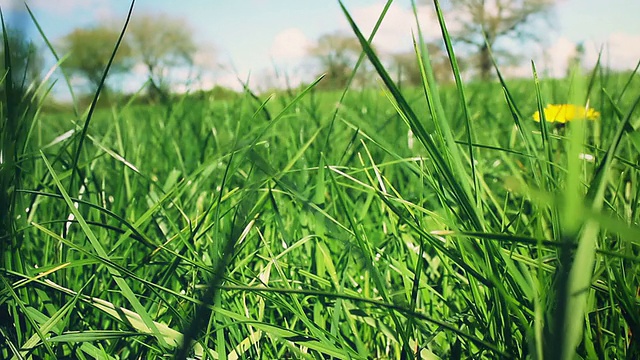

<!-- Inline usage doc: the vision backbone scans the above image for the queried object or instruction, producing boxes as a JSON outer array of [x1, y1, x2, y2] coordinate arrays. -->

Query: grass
[[2, 1, 640, 359]]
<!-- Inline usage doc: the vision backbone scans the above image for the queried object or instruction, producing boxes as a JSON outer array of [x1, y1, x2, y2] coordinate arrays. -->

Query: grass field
[[2, 3, 640, 359]]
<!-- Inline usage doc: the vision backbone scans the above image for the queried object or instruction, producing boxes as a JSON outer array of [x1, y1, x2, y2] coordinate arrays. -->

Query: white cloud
[[119, 75, 146, 94], [215, 71, 251, 92], [172, 73, 217, 94], [542, 37, 578, 77], [0, 0, 19, 10], [2, 0, 109, 15], [509, 36, 580, 78], [340, 2, 438, 54], [256, 66, 309, 90], [583, 32, 640, 71], [500, 32, 640, 79], [502, 37, 580, 79], [213, 65, 310, 93], [131, 63, 148, 77], [193, 48, 217, 70], [269, 28, 312, 62]]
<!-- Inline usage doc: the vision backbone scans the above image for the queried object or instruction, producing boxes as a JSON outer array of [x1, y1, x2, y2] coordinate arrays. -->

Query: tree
[[127, 13, 198, 101], [1, 29, 43, 91], [1, 29, 43, 274], [435, 0, 555, 79], [0, 28, 44, 148], [308, 32, 371, 89], [390, 43, 458, 86], [60, 25, 132, 92]]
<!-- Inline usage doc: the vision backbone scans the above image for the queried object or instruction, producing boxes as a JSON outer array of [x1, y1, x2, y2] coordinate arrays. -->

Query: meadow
[[2, 4, 640, 360]]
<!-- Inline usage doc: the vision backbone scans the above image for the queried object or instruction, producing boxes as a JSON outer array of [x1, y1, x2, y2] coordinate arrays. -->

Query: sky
[[1, 0, 639, 96]]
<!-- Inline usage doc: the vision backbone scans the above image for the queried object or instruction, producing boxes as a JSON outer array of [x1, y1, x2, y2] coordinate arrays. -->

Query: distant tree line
[[2, 0, 560, 102], [436, 0, 555, 80], [309, 0, 556, 88], [0, 28, 42, 108], [307, 32, 456, 89], [59, 13, 199, 102]]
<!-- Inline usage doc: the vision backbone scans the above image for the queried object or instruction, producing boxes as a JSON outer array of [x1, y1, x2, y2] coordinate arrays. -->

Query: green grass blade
[[40, 151, 170, 349], [67, 1, 135, 194], [561, 91, 640, 360], [339, 0, 482, 230], [430, 0, 479, 206], [321, 0, 393, 152]]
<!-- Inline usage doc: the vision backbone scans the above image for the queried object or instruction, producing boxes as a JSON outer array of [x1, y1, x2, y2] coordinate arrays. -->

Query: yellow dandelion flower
[[533, 104, 600, 123]]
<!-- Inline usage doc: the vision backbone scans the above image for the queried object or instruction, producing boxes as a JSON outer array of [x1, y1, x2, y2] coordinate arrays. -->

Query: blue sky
[[1, 0, 639, 95]]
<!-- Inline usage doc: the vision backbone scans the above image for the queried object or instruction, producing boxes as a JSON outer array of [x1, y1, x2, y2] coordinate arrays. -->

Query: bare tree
[[60, 25, 132, 92], [434, 0, 555, 79], [127, 13, 198, 100], [308, 32, 371, 89]]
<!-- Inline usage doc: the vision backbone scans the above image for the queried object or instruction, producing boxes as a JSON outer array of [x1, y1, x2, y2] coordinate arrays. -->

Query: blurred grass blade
[[339, 0, 481, 230], [430, 0, 479, 204], [561, 92, 640, 360], [322, 0, 393, 152], [26, 3, 79, 116], [67, 0, 135, 193]]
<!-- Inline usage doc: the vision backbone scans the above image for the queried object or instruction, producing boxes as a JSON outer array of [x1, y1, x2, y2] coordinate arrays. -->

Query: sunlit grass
[[1, 1, 640, 359]]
